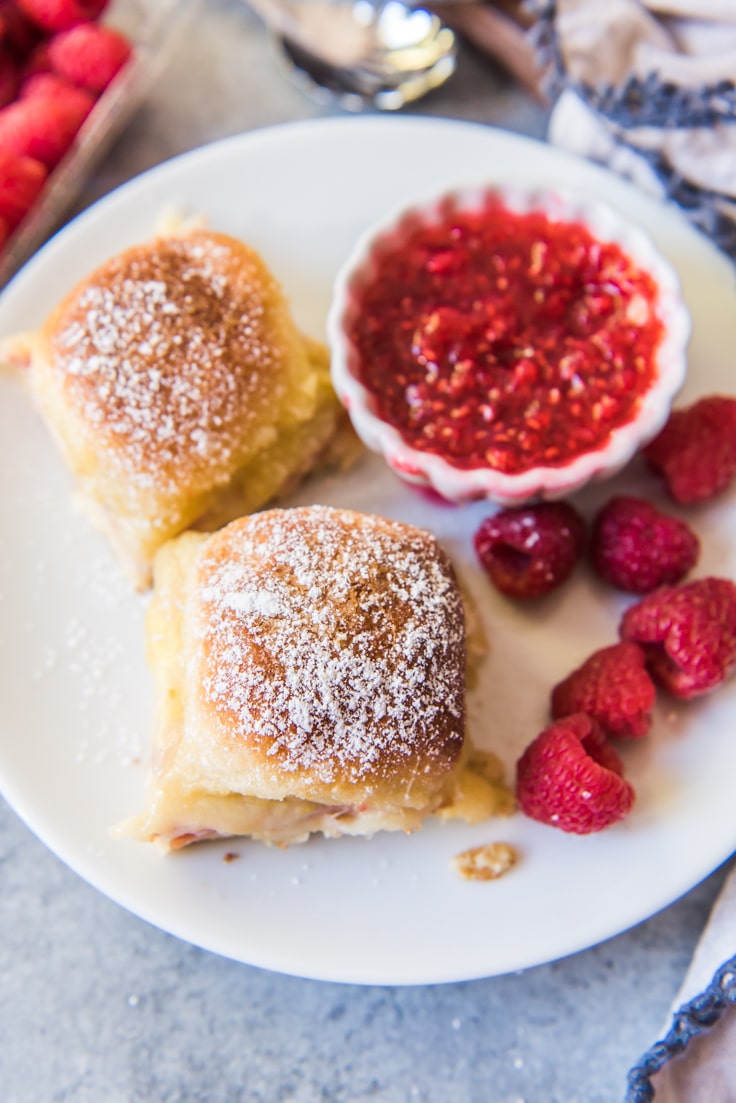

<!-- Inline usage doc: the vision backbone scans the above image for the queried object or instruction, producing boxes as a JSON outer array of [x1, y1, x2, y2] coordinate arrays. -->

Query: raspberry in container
[[0, 0, 198, 289]]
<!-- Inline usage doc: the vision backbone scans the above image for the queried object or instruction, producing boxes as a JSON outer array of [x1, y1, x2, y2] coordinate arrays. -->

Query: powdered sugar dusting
[[50, 232, 284, 493], [194, 507, 465, 786]]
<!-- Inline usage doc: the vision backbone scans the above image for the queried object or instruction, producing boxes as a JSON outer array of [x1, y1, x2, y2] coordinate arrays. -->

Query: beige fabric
[[548, 0, 736, 202], [650, 863, 736, 1101]]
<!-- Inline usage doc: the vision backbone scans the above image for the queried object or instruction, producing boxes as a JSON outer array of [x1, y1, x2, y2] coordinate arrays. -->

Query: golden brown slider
[[121, 505, 505, 850], [7, 229, 346, 589]]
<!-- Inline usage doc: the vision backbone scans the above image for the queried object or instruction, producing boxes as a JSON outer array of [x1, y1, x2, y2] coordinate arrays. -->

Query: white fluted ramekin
[[327, 184, 691, 505]]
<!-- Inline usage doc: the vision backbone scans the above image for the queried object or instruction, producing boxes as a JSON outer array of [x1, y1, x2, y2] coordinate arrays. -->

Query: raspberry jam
[[348, 198, 664, 474]]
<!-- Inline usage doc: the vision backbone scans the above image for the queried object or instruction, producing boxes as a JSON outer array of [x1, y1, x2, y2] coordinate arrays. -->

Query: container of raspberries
[[0, 0, 194, 288]]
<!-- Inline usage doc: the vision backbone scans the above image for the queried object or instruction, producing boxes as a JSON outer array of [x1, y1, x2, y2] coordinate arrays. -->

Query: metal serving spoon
[[245, 0, 458, 110]]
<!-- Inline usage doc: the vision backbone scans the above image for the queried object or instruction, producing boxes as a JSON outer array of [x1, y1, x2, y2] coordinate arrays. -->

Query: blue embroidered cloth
[[625, 862, 736, 1101], [627, 954, 736, 1100], [532, 0, 736, 261]]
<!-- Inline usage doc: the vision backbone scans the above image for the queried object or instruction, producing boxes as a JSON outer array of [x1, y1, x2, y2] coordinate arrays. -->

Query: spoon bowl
[[248, 0, 457, 109]]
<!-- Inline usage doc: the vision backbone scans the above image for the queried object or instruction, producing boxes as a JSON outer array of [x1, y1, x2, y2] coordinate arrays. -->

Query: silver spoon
[[245, 0, 458, 110]]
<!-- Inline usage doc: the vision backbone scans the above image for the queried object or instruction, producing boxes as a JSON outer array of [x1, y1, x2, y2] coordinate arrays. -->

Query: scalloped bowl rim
[[327, 183, 691, 504]]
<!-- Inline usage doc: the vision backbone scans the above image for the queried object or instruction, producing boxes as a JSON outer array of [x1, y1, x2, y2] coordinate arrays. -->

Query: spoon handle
[[427, 0, 544, 101]]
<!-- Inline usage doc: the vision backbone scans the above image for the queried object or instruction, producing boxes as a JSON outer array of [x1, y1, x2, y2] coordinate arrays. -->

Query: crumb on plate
[[452, 842, 518, 882]]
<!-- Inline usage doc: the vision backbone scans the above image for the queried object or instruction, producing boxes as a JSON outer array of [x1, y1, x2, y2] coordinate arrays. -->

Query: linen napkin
[[533, 0, 736, 259], [626, 861, 736, 1101]]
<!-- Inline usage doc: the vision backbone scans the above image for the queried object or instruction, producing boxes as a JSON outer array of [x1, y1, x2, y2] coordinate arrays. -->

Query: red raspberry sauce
[[349, 199, 664, 474]]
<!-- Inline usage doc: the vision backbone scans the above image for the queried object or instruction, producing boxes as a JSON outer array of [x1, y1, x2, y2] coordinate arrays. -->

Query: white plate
[[1, 117, 735, 986]]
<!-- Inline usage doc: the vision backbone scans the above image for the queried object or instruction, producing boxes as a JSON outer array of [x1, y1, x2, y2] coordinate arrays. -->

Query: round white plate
[[1, 117, 735, 986]]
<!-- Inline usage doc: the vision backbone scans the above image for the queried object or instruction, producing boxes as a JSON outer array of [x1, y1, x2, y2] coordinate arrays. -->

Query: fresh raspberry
[[474, 502, 586, 600], [15, 0, 108, 33], [0, 149, 47, 230], [0, 46, 19, 108], [0, 92, 89, 167], [48, 23, 131, 92], [620, 577, 736, 699], [0, 214, 9, 251], [591, 495, 700, 594], [644, 396, 736, 504], [0, 0, 41, 55], [19, 70, 95, 121], [516, 713, 635, 834], [21, 40, 53, 78], [551, 642, 656, 739]]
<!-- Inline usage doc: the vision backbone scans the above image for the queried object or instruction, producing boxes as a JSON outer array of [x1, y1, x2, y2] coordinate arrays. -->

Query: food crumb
[[451, 842, 518, 882], [223, 852, 240, 863]]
